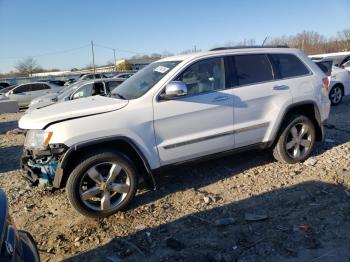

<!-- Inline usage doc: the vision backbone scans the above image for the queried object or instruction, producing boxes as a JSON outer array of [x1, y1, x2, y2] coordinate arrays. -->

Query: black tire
[[273, 115, 316, 164], [329, 85, 343, 106], [66, 150, 137, 218]]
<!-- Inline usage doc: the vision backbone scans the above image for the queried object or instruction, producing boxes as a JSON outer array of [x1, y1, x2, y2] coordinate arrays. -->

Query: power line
[[0, 44, 90, 60], [94, 43, 143, 55]]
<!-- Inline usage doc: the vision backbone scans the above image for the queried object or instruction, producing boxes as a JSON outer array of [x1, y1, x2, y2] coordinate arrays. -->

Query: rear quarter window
[[269, 54, 310, 79]]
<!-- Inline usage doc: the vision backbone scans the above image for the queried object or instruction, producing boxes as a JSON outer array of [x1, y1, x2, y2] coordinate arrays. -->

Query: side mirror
[[8, 90, 14, 95], [161, 81, 188, 100]]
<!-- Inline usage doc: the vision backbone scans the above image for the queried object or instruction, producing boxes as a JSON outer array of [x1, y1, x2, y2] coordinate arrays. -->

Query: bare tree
[[15, 57, 41, 76]]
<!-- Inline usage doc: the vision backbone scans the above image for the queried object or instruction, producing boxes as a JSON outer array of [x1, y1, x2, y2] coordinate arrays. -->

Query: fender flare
[[52, 136, 157, 190], [271, 100, 324, 144]]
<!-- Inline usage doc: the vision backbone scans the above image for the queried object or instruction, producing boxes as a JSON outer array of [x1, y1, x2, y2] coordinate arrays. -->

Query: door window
[[233, 54, 273, 86], [269, 54, 310, 79], [176, 57, 226, 95], [31, 83, 50, 91], [106, 81, 122, 92], [91, 82, 105, 96], [13, 84, 32, 93], [72, 83, 93, 99]]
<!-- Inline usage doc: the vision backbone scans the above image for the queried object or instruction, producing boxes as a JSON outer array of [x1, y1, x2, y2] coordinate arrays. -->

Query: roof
[[158, 47, 298, 63]]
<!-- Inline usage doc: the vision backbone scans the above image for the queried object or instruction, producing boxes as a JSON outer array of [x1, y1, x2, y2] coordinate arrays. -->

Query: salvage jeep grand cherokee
[[19, 47, 330, 217]]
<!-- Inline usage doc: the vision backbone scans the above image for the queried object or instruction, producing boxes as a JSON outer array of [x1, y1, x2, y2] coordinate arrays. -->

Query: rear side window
[[269, 54, 309, 79], [233, 54, 273, 86], [32, 83, 50, 91]]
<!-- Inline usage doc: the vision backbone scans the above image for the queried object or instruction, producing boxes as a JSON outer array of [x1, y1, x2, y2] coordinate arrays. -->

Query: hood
[[31, 93, 58, 103], [25, 100, 56, 114], [19, 95, 128, 130]]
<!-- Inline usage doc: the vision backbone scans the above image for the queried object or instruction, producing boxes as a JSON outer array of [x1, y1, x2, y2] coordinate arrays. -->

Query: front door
[[153, 57, 235, 165]]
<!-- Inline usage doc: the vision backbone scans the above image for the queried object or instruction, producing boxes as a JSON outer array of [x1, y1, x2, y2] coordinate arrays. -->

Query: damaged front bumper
[[20, 144, 68, 188]]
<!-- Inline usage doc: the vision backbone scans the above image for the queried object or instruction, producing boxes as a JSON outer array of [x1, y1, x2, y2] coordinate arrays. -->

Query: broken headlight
[[24, 130, 53, 150]]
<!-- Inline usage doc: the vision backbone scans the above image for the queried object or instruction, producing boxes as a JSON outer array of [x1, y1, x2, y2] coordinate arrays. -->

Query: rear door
[[229, 54, 292, 148], [30, 83, 52, 101]]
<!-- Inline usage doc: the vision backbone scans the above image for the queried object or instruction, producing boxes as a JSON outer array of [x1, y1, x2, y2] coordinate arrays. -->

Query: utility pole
[[91, 40, 96, 73], [194, 45, 197, 52], [113, 49, 117, 72]]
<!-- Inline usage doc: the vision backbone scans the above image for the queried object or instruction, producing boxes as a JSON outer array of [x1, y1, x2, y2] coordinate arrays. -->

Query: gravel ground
[[0, 98, 350, 262]]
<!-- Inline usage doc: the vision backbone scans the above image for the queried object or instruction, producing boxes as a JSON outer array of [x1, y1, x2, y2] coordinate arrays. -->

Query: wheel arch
[[271, 101, 324, 146], [53, 136, 157, 190], [330, 82, 345, 95]]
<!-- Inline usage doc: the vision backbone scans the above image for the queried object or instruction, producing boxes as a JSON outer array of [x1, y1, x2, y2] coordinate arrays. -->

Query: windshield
[[111, 61, 180, 99]]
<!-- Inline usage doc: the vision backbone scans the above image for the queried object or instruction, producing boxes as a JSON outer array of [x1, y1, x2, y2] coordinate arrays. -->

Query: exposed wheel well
[[60, 140, 153, 188], [275, 103, 323, 143]]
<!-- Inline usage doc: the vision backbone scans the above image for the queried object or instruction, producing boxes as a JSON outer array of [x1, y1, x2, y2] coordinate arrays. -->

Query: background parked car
[[310, 51, 350, 68], [4, 82, 62, 107], [114, 72, 134, 79], [79, 73, 108, 81], [0, 189, 40, 261], [27, 78, 125, 111], [315, 59, 350, 105], [0, 82, 10, 89], [39, 79, 66, 86]]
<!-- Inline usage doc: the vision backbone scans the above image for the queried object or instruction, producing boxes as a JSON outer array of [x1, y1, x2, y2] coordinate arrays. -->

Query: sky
[[0, 0, 349, 72]]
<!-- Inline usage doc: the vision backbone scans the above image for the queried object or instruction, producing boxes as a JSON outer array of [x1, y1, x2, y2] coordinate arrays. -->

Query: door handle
[[273, 85, 289, 90], [213, 96, 229, 102]]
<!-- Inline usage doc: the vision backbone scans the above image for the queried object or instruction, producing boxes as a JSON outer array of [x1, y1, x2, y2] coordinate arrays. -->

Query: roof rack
[[210, 45, 289, 51]]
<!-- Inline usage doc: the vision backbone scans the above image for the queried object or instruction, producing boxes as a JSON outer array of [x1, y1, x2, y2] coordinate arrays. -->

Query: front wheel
[[273, 115, 316, 164], [329, 85, 343, 105], [66, 150, 137, 218]]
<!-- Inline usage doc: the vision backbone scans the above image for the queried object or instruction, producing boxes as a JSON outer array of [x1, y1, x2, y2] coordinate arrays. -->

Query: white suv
[[19, 47, 330, 217]]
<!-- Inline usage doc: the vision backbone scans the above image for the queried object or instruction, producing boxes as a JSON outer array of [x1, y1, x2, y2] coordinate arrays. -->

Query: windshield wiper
[[113, 93, 126, 100]]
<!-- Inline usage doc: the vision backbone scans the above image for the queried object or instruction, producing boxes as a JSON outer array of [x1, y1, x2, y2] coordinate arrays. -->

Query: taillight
[[322, 77, 329, 92]]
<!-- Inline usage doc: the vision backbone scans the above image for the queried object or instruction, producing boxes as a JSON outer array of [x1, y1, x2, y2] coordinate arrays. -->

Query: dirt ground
[[1, 98, 350, 262]]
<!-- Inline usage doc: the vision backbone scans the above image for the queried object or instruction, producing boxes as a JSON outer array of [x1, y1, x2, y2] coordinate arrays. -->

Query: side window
[[340, 56, 350, 67], [269, 54, 309, 79], [72, 83, 93, 99], [176, 57, 226, 95], [91, 82, 105, 96], [32, 83, 50, 91], [13, 84, 31, 93], [95, 74, 101, 79], [234, 54, 273, 86], [106, 81, 122, 92]]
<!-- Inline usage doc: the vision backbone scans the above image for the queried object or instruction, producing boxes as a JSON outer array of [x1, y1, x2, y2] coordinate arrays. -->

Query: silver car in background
[[27, 78, 125, 112], [3, 82, 62, 107]]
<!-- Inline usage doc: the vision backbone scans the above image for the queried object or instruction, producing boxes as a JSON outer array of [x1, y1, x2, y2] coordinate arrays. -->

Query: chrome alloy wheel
[[330, 86, 342, 104], [79, 162, 130, 211], [285, 123, 312, 159]]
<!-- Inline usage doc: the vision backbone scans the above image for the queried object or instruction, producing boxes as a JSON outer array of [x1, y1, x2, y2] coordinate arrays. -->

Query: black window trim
[[267, 53, 312, 81], [226, 53, 313, 89], [226, 53, 275, 89], [156, 52, 313, 101], [157, 55, 231, 102]]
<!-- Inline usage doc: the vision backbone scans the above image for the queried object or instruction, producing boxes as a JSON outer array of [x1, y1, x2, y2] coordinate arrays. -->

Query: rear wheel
[[66, 150, 137, 218], [273, 115, 316, 164], [329, 85, 343, 105]]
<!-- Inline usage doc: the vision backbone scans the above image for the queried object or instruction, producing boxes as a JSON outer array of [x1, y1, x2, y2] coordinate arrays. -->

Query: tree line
[[2, 29, 349, 78]]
